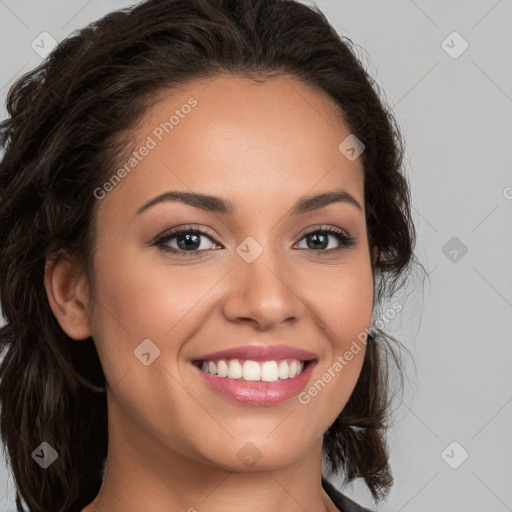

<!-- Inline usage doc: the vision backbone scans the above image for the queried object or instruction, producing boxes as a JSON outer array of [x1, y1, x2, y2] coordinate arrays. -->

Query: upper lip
[[192, 344, 318, 363]]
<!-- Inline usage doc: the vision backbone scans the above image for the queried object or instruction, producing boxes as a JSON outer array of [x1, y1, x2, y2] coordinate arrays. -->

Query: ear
[[44, 251, 92, 340]]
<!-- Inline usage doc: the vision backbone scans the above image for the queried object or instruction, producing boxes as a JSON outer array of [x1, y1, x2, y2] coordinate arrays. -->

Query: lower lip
[[192, 361, 317, 405]]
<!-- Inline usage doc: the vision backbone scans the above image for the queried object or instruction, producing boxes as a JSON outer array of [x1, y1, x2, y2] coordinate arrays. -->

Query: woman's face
[[83, 75, 374, 471]]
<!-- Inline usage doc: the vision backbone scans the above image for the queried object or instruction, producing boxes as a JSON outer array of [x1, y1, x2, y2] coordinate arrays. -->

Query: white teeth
[[243, 360, 261, 381], [198, 358, 306, 381], [278, 360, 289, 380], [261, 361, 279, 382], [217, 360, 229, 377], [227, 359, 243, 379]]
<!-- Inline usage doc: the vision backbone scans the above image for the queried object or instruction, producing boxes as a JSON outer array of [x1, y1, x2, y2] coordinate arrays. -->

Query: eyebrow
[[135, 187, 363, 216]]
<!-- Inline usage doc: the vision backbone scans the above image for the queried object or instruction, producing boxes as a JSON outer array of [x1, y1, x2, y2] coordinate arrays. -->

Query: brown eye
[[154, 227, 220, 255], [295, 226, 355, 252]]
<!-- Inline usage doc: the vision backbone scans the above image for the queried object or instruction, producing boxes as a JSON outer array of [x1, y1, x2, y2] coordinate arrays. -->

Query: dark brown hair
[[0, 0, 420, 510]]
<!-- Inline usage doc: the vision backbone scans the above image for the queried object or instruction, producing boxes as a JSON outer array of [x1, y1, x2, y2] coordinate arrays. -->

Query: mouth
[[190, 344, 318, 405], [192, 358, 315, 382]]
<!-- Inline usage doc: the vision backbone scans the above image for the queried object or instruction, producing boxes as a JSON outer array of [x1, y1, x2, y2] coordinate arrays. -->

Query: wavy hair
[[0, 0, 419, 510]]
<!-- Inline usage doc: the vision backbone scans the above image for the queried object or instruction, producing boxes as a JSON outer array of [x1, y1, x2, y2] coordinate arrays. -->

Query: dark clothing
[[322, 476, 374, 512]]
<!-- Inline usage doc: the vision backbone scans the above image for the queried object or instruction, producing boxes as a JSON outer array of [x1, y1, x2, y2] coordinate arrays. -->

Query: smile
[[194, 358, 310, 381], [190, 344, 318, 405]]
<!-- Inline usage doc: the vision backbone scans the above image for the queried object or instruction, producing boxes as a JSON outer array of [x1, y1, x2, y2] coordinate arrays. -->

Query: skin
[[45, 74, 375, 512]]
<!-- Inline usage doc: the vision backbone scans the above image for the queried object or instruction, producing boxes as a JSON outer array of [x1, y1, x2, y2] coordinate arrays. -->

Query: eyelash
[[153, 225, 356, 257]]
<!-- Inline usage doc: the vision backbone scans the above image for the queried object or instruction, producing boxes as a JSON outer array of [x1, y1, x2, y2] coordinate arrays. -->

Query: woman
[[0, 0, 419, 511]]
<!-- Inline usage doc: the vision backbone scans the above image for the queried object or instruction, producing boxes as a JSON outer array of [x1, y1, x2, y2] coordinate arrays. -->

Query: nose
[[222, 248, 305, 331]]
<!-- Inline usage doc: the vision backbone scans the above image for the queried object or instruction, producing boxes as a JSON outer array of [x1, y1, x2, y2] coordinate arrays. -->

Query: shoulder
[[322, 477, 375, 512]]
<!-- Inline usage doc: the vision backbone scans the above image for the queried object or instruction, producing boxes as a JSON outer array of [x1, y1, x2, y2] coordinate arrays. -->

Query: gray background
[[0, 1, 511, 511]]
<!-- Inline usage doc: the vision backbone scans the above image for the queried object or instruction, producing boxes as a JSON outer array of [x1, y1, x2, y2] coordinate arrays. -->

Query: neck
[[82, 394, 338, 512]]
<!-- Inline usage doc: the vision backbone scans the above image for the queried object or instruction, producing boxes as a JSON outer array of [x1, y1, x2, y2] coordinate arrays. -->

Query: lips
[[190, 344, 318, 405], [191, 344, 318, 364]]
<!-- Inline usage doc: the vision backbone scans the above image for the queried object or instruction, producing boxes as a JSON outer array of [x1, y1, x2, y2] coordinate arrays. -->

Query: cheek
[[332, 273, 374, 349], [90, 244, 214, 337], [310, 256, 374, 346], [87, 245, 220, 382], [304, 258, 373, 402]]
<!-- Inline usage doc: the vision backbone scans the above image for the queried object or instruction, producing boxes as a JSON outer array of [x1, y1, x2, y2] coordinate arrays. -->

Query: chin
[[193, 431, 317, 473]]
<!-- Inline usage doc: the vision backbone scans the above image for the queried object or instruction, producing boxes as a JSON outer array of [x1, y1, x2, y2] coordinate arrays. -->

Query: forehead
[[100, 74, 364, 213]]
